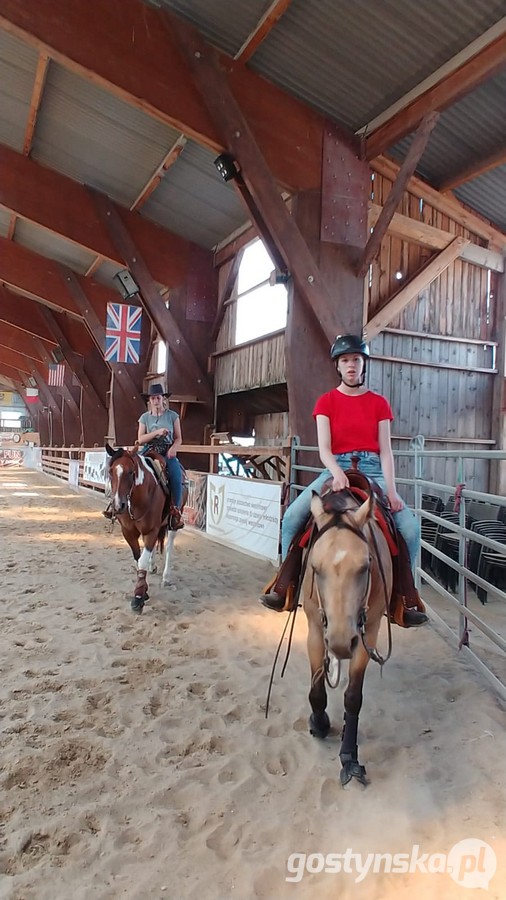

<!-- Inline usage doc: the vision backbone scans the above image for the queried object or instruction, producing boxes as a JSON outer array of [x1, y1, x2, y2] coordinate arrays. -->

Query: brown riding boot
[[390, 590, 429, 628], [259, 528, 307, 612], [170, 506, 185, 530]]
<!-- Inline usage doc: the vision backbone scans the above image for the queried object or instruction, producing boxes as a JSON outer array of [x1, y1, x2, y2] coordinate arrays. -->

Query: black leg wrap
[[340, 712, 359, 757]]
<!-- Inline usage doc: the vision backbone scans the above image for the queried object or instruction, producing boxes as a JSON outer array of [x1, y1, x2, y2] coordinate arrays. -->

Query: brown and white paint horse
[[105, 443, 187, 612]]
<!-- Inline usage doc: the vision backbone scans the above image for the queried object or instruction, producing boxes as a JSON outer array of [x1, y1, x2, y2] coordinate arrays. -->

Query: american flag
[[105, 303, 142, 364], [48, 363, 65, 387]]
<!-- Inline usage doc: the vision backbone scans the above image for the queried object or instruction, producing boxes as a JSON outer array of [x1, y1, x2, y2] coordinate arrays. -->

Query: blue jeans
[[166, 456, 183, 507], [282, 451, 420, 569]]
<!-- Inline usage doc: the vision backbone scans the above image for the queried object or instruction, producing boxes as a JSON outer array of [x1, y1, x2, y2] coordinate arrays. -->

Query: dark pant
[[166, 456, 183, 507]]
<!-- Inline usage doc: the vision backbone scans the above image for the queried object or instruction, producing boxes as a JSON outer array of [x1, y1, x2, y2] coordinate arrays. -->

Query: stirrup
[[169, 506, 184, 530], [259, 583, 296, 613]]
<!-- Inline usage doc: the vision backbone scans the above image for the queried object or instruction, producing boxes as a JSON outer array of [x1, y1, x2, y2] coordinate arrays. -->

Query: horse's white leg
[[138, 546, 154, 573], [148, 550, 157, 574], [162, 531, 176, 586]]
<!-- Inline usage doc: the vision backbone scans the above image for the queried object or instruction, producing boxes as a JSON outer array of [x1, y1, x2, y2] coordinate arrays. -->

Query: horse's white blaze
[[333, 548, 348, 566], [114, 464, 123, 507], [138, 546, 153, 571]]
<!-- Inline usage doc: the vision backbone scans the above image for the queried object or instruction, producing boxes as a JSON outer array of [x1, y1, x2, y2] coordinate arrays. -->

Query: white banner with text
[[206, 474, 281, 564]]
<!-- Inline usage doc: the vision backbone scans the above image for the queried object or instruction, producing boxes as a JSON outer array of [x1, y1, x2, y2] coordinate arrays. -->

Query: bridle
[[311, 509, 392, 687], [111, 456, 143, 521]]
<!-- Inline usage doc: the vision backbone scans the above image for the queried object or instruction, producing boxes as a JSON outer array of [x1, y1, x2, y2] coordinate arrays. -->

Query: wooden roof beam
[[368, 203, 504, 272], [171, 13, 348, 345], [439, 144, 506, 193], [0, 236, 117, 319], [372, 155, 506, 250], [0, 345, 36, 374], [91, 188, 214, 405], [0, 142, 194, 287], [0, 286, 58, 342], [0, 0, 324, 192], [30, 335, 82, 420], [365, 236, 469, 340], [365, 30, 506, 159], [0, 322, 51, 361], [37, 305, 106, 412], [130, 134, 187, 211], [234, 0, 292, 63], [23, 51, 49, 156], [358, 112, 439, 277]]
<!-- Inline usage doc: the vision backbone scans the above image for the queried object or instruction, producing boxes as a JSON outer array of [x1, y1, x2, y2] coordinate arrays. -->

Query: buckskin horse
[[105, 443, 188, 612], [301, 488, 393, 786]]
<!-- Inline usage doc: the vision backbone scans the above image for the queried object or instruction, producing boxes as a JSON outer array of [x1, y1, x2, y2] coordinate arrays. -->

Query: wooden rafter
[[84, 255, 102, 278], [31, 336, 81, 418], [0, 143, 196, 288], [365, 236, 469, 340], [7, 212, 16, 240], [234, 0, 292, 63], [37, 305, 106, 411], [23, 51, 49, 156], [0, 286, 58, 342], [439, 144, 506, 193], [366, 33, 506, 159], [0, 0, 324, 192], [211, 248, 244, 341], [130, 134, 187, 211], [170, 14, 346, 345], [62, 265, 146, 417], [368, 203, 504, 272], [372, 155, 506, 250], [91, 189, 214, 405], [358, 112, 439, 277], [0, 322, 49, 361]]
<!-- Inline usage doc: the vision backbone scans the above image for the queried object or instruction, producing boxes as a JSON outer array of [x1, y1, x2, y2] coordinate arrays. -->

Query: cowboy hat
[[142, 383, 171, 401]]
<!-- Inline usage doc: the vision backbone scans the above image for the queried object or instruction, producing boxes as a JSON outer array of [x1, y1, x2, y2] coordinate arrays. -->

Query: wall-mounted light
[[113, 269, 140, 299], [214, 153, 240, 183]]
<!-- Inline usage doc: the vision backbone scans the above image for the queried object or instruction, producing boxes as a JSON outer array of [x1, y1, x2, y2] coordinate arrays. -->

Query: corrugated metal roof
[[31, 63, 184, 208], [248, 0, 506, 130], [454, 166, 506, 234], [145, 0, 271, 57], [0, 30, 38, 152], [93, 259, 125, 291], [389, 69, 506, 230], [142, 140, 247, 248], [14, 219, 96, 275], [0, 207, 12, 238]]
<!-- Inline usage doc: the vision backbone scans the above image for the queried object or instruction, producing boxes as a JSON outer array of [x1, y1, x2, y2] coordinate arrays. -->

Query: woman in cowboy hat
[[137, 383, 185, 529]]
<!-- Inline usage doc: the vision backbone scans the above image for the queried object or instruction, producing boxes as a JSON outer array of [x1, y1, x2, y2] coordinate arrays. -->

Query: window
[[155, 340, 167, 374], [235, 240, 287, 345]]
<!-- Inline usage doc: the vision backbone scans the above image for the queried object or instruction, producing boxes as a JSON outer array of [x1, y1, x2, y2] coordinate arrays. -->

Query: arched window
[[235, 240, 287, 345]]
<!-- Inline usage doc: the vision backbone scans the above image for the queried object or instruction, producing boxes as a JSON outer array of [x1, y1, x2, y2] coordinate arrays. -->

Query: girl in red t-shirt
[[260, 335, 425, 626]]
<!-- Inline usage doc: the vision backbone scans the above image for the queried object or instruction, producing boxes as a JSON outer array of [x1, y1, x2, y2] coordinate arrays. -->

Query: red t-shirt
[[312, 390, 393, 454]]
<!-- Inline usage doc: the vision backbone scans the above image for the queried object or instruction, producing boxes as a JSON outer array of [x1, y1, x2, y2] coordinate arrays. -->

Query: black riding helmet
[[330, 334, 369, 360], [330, 334, 369, 385]]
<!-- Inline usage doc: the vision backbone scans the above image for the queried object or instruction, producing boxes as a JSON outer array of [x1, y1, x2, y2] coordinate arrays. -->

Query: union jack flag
[[105, 303, 142, 364]]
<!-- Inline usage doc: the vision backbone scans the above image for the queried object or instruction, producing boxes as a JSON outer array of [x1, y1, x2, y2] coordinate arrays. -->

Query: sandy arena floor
[[0, 467, 505, 900]]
